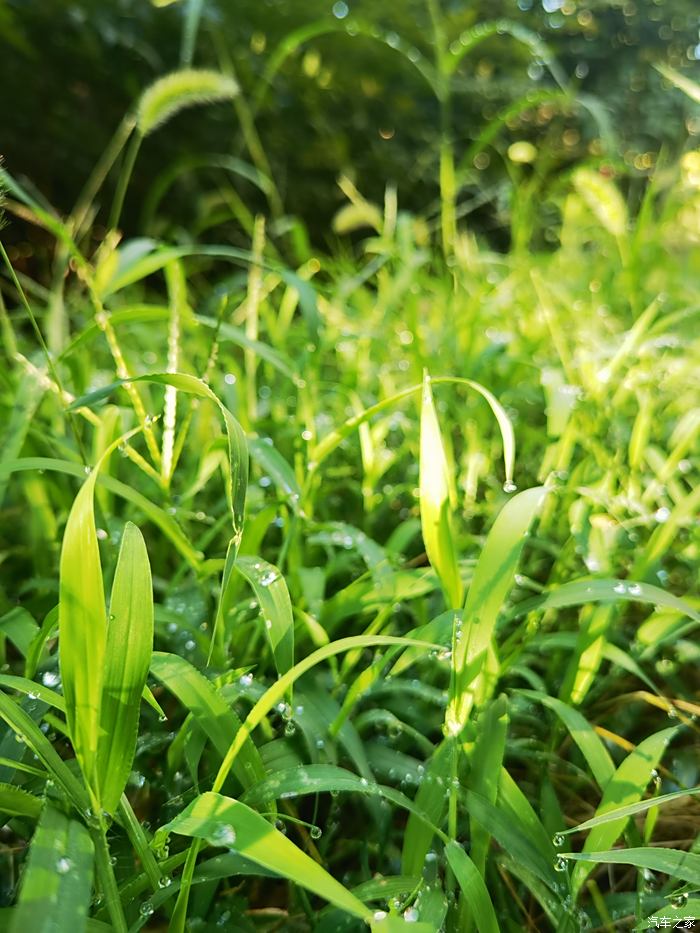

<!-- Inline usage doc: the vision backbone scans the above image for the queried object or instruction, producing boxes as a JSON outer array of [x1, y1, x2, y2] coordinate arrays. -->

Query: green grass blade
[[469, 696, 509, 873], [571, 727, 678, 896], [447, 487, 547, 733], [419, 373, 462, 609], [563, 847, 700, 886], [155, 791, 371, 921], [8, 804, 94, 933], [149, 652, 266, 790], [0, 782, 43, 820], [58, 455, 108, 804], [236, 556, 294, 678], [562, 785, 700, 836], [96, 522, 153, 815], [517, 690, 615, 790], [0, 693, 88, 810], [444, 840, 500, 933]]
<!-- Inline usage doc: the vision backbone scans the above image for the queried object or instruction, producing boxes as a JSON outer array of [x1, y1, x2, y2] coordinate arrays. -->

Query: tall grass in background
[[0, 3, 699, 931]]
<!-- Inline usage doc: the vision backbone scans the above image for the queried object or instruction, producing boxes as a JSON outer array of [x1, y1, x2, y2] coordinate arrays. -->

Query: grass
[[1, 12, 700, 933]]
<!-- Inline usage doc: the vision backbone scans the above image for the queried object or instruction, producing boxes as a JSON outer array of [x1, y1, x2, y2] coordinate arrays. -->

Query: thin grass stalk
[[109, 131, 143, 232], [163, 263, 187, 485], [245, 215, 265, 423], [91, 816, 128, 933]]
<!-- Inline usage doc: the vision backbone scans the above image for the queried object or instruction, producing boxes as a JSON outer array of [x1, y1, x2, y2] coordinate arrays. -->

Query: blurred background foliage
[[1, 0, 699, 254]]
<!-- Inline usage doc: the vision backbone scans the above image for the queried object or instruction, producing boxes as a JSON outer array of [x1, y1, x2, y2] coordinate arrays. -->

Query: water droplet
[[56, 856, 72, 874], [552, 833, 565, 847], [554, 856, 568, 872], [613, 582, 626, 594], [654, 506, 670, 523], [239, 673, 253, 687], [224, 373, 236, 385], [373, 911, 388, 921], [158, 875, 173, 888], [264, 618, 273, 630], [284, 721, 296, 736], [139, 900, 155, 918], [108, 613, 115, 622], [109, 855, 117, 866], [404, 907, 420, 922], [260, 569, 278, 587], [301, 429, 313, 441], [628, 583, 642, 596], [503, 480, 518, 493], [310, 825, 322, 839], [671, 892, 688, 908], [209, 824, 236, 847]]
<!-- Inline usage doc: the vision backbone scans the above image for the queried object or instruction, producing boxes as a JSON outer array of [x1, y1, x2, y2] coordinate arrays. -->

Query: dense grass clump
[[0, 7, 699, 933]]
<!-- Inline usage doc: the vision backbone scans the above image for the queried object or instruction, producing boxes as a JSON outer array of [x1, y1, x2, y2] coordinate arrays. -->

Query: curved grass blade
[[447, 487, 547, 733], [96, 522, 153, 816], [571, 727, 678, 896], [561, 785, 700, 836], [504, 578, 700, 627], [563, 847, 700, 887], [8, 804, 94, 933], [155, 791, 372, 922], [420, 373, 461, 608]]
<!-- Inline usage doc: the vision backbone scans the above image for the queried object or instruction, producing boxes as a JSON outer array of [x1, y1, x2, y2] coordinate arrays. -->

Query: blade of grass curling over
[[570, 727, 678, 897], [155, 792, 372, 922], [419, 372, 462, 608], [96, 521, 153, 816], [446, 486, 548, 735], [8, 803, 94, 933]]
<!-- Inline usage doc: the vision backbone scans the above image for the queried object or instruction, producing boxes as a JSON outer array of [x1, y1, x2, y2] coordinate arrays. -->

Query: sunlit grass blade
[[96, 522, 153, 816], [571, 727, 677, 896], [446, 487, 547, 733], [8, 804, 94, 933], [155, 791, 372, 921], [58, 452, 108, 805], [419, 372, 461, 608]]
